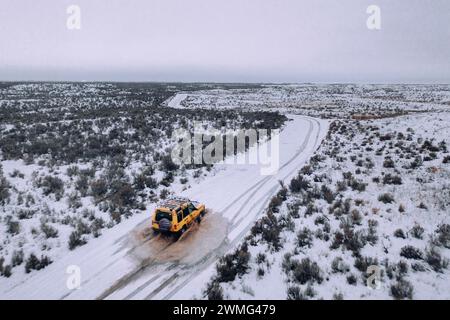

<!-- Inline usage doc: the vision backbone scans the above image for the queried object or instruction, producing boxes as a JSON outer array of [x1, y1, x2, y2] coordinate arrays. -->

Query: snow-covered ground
[[202, 111, 450, 300], [1, 83, 449, 300], [0, 113, 327, 299]]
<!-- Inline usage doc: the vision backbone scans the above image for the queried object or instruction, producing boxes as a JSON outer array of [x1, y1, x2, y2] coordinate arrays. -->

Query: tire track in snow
[[94, 94, 326, 300], [160, 118, 322, 300], [102, 117, 323, 300]]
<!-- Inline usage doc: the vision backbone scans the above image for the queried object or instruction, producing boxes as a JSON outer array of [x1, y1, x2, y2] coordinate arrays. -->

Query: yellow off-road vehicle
[[152, 197, 206, 238]]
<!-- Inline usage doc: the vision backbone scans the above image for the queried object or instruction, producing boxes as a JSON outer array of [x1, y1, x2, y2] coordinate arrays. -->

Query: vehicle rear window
[[183, 207, 190, 217], [155, 210, 172, 221]]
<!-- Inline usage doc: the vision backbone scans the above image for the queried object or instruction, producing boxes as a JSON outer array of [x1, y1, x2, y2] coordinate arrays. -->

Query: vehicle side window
[[177, 210, 183, 222], [188, 203, 196, 213], [183, 207, 190, 218]]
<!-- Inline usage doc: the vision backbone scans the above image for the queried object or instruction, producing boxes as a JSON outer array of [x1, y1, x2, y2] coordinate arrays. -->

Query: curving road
[[0, 94, 328, 300]]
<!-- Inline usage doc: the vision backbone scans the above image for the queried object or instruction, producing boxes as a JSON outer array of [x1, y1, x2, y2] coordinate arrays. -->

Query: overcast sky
[[0, 0, 449, 83]]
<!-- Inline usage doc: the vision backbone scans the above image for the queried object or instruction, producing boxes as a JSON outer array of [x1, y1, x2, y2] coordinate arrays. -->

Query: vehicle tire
[[196, 215, 202, 223], [176, 226, 187, 239]]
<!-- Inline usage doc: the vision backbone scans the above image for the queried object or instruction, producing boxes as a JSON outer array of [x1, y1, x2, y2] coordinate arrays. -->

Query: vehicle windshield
[[155, 210, 172, 221]]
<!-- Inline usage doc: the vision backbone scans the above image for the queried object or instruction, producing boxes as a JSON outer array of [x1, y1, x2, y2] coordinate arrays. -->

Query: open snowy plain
[[0, 83, 449, 299]]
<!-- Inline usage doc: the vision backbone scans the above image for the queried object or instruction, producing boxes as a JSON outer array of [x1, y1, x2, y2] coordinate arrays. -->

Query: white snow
[[0, 114, 328, 299]]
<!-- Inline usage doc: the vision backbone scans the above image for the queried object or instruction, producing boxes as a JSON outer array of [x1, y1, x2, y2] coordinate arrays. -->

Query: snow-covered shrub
[[383, 157, 395, 168], [329, 198, 351, 217], [11, 250, 24, 267], [160, 154, 179, 172], [215, 243, 251, 282], [331, 257, 350, 274], [394, 228, 406, 239], [90, 178, 108, 199], [40, 222, 59, 239], [24, 254, 52, 273], [346, 274, 357, 285], [350, 209, 363, 225], [287, 201, 301, 219], [378, 193, 395, 204], [400, 246, 423, 260], [68, 231, 87, 250], [6, 217, 20, 235], [354, 256, 378, 273], [250, 211, 282, 251], [366, 219, 378, 245], [159, 188, 170, 200], [0, 175, 11, 204], [38, 175, 64, 199], [1, 263, 12, 278], [410, 224, 424, 239], [390, 279, 413, 300], [409, 156, 423, 169], [320, 185, 336, 204], [297, 227, 313, 248], [348, 177, 367, 192], [286, 286, 305, 300], [289, 174, 310, 193], [425, 247, 448, 272], [291, 258, 323, 285], [434, 224, 450, 248], [382, 174, 402, 185], [204, 280, 224, 300]]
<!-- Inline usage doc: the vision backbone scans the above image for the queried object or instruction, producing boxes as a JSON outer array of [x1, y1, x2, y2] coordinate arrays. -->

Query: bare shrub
[[410, 224, 424, 239], [390, 279, 413, 300], [378, 193, 395, 204], [204, 280, 224, 300], [400, 246, 423, 260]]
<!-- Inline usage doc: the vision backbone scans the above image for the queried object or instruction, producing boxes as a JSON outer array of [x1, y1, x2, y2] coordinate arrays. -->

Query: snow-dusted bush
[[286, 286, 305, 300], [68, 231, 87, 250], [382, 174, 402, 185], [24, 254, 52, 273], [390, 279, 413, 300], [0, 175, 11, 205], [38, 175, 64, 199], [204, 280, 224, 300], [40, 222, 59, 239], [160, 154, 179, 172], [291, 258, 323, 285], [6, 217, 20, 235], [400, 246, 423, 260], [425, 247, 448, 272], [215, 243, 251, 283], [394, 228, 406, 239], [410, 224, 425, 239], [289, 174, 310, 193], [0, 257, 12, 278], [250, 211, 283, 251], [434, 224, 450, 248], [378, 193, 395, 204], [11, 250, 24, 267], [331, 257, 350, 274], [297, 227, 313, 248]]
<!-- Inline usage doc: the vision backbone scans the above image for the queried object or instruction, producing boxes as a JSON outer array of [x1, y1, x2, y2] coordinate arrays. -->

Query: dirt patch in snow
[[128, 211, 229, 266]]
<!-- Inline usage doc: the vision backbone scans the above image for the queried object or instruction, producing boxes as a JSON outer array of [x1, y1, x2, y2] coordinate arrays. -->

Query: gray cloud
[[0, 0, 449, 82]]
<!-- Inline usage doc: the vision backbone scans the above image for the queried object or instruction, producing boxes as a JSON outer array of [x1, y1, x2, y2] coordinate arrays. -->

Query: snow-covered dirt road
[[0, 95, 328, 299]]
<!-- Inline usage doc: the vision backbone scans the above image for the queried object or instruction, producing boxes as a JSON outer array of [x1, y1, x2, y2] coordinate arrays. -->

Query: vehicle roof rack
[[157, 196, 191, 210]]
